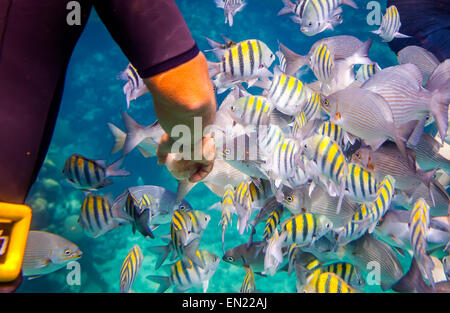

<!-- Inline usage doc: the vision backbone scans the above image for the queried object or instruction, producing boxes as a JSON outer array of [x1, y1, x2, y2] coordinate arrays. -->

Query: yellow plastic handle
[[0, 203, 32, 282]]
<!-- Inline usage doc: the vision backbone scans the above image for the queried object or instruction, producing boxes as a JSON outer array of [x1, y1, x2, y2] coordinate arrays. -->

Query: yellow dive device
[[0, 203, 31, 283]]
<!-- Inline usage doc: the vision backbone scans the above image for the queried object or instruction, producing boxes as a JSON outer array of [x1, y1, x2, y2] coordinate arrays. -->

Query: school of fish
[[23, 0, 450, 294]]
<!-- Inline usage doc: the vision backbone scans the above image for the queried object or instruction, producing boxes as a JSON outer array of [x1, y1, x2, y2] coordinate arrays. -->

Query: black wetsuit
[[0, 0, 199, 204]]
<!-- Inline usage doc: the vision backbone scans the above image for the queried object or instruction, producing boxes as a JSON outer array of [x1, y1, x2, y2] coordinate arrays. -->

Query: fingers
[[156, 133, 174, 165], [189, 159, 215, 183]]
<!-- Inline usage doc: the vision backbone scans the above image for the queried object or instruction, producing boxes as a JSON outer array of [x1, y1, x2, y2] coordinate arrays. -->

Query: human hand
[[157, 133, 215, 183]]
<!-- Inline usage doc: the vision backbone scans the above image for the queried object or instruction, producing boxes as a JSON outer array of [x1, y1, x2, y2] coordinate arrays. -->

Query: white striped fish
[[120, 245, 144, 293], [63, 154, 130, 190], [229, 95, 274, 126], [119, 63, 149, 109], [79, 193, 121, 238], [240, 266, 256, 293], [215, 0, 247, 27], [371, 5, 410, 42], [147, 250, 220, 293], [301, 272, 357, 293], [258, 124, 285, 157], [409, 198, 436, 288], [337, 175, 395, 246], [266, 72, 313, 115], [276, 48, 287, 73], [310, 44, 334, 83], [344, 163, 378, 203], [208, 40, 275, 83], [266, 138, 302, 187], [303, 92, 322, 120], [356, 63, 382, 83], [278, 0, 358, 36], [302, 134, 348, 213], [292, 112, 307, 138], [316, 121, 344, 145]]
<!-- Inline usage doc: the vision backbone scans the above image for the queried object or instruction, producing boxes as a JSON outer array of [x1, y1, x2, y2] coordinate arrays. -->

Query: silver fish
[[361, 63, 450, 145], [397, 46, 439, 85], [22, 231, 82, 278], [323, 87, 407, 157]]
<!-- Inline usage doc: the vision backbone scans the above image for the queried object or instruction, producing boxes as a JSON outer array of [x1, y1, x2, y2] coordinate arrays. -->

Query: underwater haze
[[16, 0, 444, 293]]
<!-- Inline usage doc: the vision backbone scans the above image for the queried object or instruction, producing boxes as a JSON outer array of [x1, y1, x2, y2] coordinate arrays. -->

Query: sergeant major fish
[[119, 63, 149, 109], [63, 154, 130, 191], [278, 0, 358, 36], [120, 245, 144, 293], [371, 5, 410, 42], [215, 0, 247, 27]]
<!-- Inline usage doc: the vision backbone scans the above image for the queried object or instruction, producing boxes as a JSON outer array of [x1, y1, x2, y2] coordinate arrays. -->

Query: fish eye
[[179, 205, 186, 210], [325, 223, 331, 229], [322, 99, 329, 107], [224, 148, 231, 155], [308, 22, 312, 26], [64, 249, 72, 255], [286, 196, 294, 202], [230, 105, 236, 112], [227, 256, 234, 262]]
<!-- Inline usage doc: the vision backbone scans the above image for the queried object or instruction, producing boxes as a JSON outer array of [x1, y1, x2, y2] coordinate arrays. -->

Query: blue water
[[17, 0, 424, 293]]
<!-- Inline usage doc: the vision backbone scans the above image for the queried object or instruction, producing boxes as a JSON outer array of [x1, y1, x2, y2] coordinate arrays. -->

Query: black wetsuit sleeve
[[94, 0, 199, 78]]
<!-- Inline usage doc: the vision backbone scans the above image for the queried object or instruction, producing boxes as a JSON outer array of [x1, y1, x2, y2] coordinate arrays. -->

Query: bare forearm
[[144, 52, 216, 146]]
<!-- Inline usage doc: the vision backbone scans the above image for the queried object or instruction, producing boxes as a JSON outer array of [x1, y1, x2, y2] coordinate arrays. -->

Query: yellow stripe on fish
[[120, 244, 143, 293], [304, 272, 356, 293], [281, 213, 332, 245], [345, 163, 378, 202]]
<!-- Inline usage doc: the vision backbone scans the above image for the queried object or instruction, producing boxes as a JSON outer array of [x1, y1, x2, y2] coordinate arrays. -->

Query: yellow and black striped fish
[[63, 154, 129, 190], [409, 198, 436, 288], [270, 138, 302, 183], [79, 193, 120, 238], [302, 272, 356, 293], [230, 95, 273, 126], [345, 163, 378, 203], [267, 73, 312, 115], [337, 175, 395, 245], [119, 63, 149, 109], [303, 92, 322, 121], [292, 111, 307, 138], [310, 44, 334, 83], [219, 185, 235, 252], [147, 250, 220, 293], [281, 213, 333, 246], [356, 63, 381, 83], [263, 204, 284, 240], [371, 5, 410, 42], [120, 245, 144, 293], [212, 40, 275, 79], [302, 134, 347, 187], [258, 124, 285, 157], [317, 121, 344, 145], [240, 266, 256, 293], [322, 262, 363, 287]]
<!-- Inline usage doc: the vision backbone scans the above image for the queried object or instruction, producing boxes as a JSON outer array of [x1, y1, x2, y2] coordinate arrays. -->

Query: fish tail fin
[[418, 254, 437, 291], [394, 32, 411, 39], [278, 42, 309, 76], [214, 0, 225, 8], [176, 180, 196, 204], [342, 0, 358, 9], [146, 275, 171, 293], [430, 86, 450, 145], [105, 157, 130, 177], [346, 38, 374, 66], [121, 111, 146, 156], [278, 0, 295, 16], [148, 245, 171, 270], [227, 13, 234, 27], [207, 61, 221, 78], [107, 122, 126, 154], [236, 203, 251, 235], [419, 168, 438, 207], [392, 258, 430, 293]]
